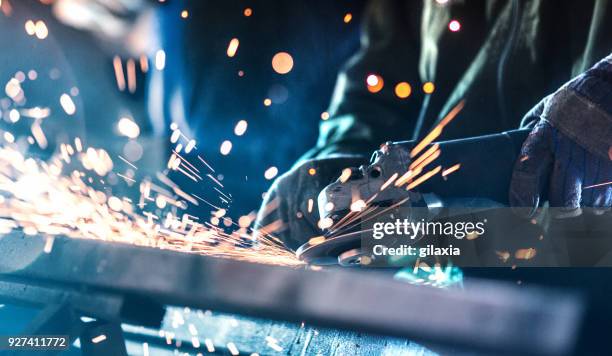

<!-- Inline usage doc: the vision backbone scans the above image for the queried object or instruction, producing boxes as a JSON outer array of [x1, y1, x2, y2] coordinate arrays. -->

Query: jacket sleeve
[[300, 0, 425, 161]]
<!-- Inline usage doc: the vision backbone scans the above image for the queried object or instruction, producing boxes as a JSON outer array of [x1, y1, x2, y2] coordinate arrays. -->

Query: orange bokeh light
[[272, 52, 294, 74], [366, 74, 384, 93], [394, 82, 412, 98]]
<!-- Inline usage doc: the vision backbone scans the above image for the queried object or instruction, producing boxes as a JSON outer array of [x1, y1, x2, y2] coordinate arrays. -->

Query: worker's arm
[[510, 53, 612, 216]]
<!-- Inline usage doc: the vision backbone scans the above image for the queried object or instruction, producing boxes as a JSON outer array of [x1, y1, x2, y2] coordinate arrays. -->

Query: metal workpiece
[[0, 233, 583, 355]]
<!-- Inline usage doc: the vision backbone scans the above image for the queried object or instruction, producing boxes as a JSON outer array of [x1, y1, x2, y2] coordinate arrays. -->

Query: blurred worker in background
[[255, 0, 612, 249]]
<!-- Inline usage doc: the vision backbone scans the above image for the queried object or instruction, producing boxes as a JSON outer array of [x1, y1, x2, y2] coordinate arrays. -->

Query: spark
[[117, 173, 136, 183], [350, 199, 366, 212], [583, 181, 612, 190], [264, 166, 278, 180], [220, 140, 232, 155], [410, 100, 464, 157], [181, 10, 189, 19], [60, 93, 76, 115], [126, 58, 137, 93], [339, 168, 352, 183], [31, 121, 48, 149], [204, 339, 215, 352], [5, 78, 22, 99], [91, 335, 107, 344], [380, 173, 398, 190], [8, 109, 20, 122], [117, 117, 140, 139], [118, 155, 138, 170], [197, 155, 215, 172], [442, 163, 461, 177], [406, 165, 441, 191], [24, 20, 35, 35], [343, 13, 353, 23], [155, 50, 166, 70], [206, 174, 224, 188], [409, 144, 440, 171], [234, 120, 248, 136], [185, 139, 196, 153], [192, 194, 221, 210], [112, 56, 126, 91], [515, 248, 537, 260], [320, 112, 329, 120], [3, 132, 14, 143], [243, 8, 252, 17], [226, 38, 239, 57], [43, 236, 54, 253], [139, 55, 149, 73]]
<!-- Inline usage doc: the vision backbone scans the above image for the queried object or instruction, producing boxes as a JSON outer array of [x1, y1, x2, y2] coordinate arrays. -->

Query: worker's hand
[[510, 54, 612, 218], [510, 118, 611, 217], [254, 156, 366, 251]]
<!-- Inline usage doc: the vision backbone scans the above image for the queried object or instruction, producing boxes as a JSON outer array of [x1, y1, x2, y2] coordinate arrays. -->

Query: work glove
[[510, 55, 612, 217], [254, 156, 366, 251]]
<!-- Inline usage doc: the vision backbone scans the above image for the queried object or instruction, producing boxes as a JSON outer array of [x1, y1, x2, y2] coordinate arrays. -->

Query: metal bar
[[0, 233, 583, 355]]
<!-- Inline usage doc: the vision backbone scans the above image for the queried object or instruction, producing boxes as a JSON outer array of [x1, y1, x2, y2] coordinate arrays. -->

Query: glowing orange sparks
[[442, 163, 461, 177], [410, 100, 465, 158]]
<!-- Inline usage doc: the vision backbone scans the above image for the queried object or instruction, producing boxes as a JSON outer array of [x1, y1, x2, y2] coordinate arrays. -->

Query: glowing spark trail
[[0, 143, 302, 267]]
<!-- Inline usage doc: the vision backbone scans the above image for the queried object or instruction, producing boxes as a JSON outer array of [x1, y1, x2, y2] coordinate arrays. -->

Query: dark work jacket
[[301, 0, 612, 160]]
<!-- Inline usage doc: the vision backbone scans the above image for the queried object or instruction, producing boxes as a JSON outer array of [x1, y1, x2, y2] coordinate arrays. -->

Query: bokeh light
[[234, 120, 248, 136], [394, 82, 412, 99], [35, 21, 48, 39], [243, 8, 252, 17], [60, 93, 76, 115], [227, 38, 239, 57], [423, 81, 435, 94], [448, 20, 461, 32], [343, 13, 352, 23], [366, 74, 384, 93], [155, 50, 166, 70], [220, 140, 232, 155], [117, 117, 140, 139], [264, 166, 278, 180], [271, 52, 294, 74]]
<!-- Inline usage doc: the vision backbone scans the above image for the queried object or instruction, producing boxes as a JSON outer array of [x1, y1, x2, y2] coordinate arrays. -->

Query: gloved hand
[[510, 55, 612, 217], [254, 156, 366, 251]]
